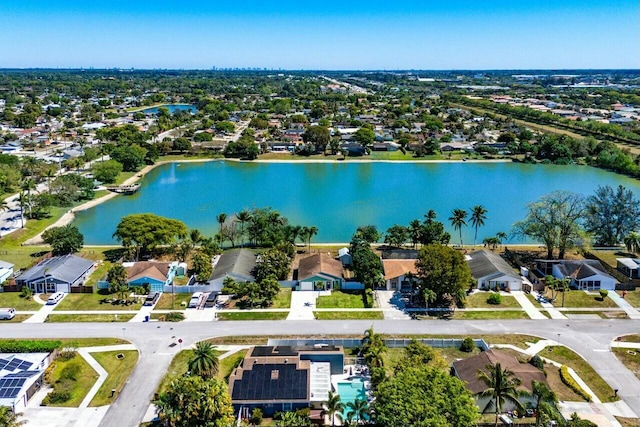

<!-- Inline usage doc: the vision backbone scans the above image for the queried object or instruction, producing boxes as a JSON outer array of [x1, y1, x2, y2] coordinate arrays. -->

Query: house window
[[46, 282, 56, 293]]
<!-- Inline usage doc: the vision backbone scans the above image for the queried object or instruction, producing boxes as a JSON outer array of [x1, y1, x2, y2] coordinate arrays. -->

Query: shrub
[[363, 288, 374, 308], [529, 355, 544, 370], [58, 349, 76, 362], [21, 286, 33, 300], [560, 365, 591, 401], [487, 292, 502, 305], [599, 289, 609, 300], [460, 337, 475, 353], [0, 339, 62, 353], [164, 312, 185, 322], [60, 363, 80, 381], [250, 408, 263, 426], [43, 389, 71, 405]]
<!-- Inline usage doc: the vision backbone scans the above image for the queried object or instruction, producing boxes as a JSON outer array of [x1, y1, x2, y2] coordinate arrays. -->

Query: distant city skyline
[[1, 0, 638, 70]]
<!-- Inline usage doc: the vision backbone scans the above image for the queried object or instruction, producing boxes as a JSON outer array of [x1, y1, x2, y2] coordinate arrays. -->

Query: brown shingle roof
[[298, 254, 343, 281], [382, 259, 417, 280], [125, 262, 171, 283], [453, 349, 548, 394]]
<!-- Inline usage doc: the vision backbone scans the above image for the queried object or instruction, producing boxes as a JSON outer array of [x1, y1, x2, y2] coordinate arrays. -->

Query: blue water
[[337, 379, 367, 420], [73, 160, 640, 244], [139, 104, 197, 114]]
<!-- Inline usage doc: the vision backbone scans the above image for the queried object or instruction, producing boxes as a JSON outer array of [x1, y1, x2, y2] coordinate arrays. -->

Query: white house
[[466, 250, 523, 291], [617, 258, 640, 280], [0, 352, 51, 412], [0, 260, 14, 284], [537, 259, 616, 291]]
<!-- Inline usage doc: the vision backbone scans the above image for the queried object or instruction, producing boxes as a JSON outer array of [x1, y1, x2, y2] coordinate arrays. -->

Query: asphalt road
[[3, 319, 640, 427]]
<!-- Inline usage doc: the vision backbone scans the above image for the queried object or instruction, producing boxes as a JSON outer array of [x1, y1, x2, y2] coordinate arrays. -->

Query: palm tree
[[449, 208, 468, 247], [216, 212, 227, 230], [306, 225, 318, 253], [624, 231, 640, 254], [531, 380, 557, 427], [346, 398, 369, 424], [0, 406, 25, 427], [322, 391, 345, 427], [470, 205, 488, 248], [236, 209, 251, 246], [477, 362, 525, 427], [188, 341, 219, 379], [496, 231, 508, 247]]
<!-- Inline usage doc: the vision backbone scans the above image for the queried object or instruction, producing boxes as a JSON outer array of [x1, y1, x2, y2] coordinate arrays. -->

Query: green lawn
[[0, 314, 31, 323], [618, 334, 640, 343], [452, 311, 530, 320], [313, 311, 384, 320], [90, 350, 139, 406], [153, 293, 192, 310], [216, 312, 288, 321], [219, 350, 247, 382], [44, 353, 99, 407], [545, 346, 618, 402], [316, 290, 365, 308], [82, 261, 112, 288], [58, 338, 130, 347], [538, 289, 617, 308], [55, 292, 143, 311], [0, 292, 43, 310], [157, 349, 194, 394], [464, 292, 522, 309], [271, 288, 292, 309], [46, 314, 134, 322]]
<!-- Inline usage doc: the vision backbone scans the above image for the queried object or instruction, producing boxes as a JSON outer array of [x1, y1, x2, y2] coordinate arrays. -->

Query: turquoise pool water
[[337, 378, 367, 419]]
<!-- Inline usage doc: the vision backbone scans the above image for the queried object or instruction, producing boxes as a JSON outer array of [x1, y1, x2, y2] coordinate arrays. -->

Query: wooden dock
[[105, 184, 141, 194]]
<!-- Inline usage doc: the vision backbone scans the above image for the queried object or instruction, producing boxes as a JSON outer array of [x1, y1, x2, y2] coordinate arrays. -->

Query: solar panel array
[[0, 357, 33, 372], [0, 377, 27, 399], [232, 363, 308, 401]]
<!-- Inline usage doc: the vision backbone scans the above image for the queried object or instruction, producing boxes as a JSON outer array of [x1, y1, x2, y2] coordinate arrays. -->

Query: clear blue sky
[[1, 0, 638, 70]]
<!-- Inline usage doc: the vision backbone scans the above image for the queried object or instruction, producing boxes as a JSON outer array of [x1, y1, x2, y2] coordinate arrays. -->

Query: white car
[[0, 307, 16, 320]]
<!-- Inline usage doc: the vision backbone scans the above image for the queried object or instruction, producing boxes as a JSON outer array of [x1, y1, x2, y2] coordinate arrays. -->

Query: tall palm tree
[[346, 398, 369, 424], [531, 380, 557, 427], [236, 209, 251, 246], [188, 341, 219, 379], [470, 205, 488, 248], [216, 213, 227, 232], [449, 208, 468, 247], [306, 226, 318, 253], [624, 231, 640, 254], [496, 231, 508, 247], [477, 362, 525, 427], [322, 391, 345, 427]]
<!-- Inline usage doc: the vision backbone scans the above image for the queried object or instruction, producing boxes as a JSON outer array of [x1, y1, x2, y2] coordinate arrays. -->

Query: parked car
[[188, 292, 204, 308], [47, 292, 64, 305], [143, 291, 161, 306], [0, 307, 16, 320]]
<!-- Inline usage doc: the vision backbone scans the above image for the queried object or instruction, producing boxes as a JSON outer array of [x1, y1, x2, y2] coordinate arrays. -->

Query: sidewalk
[[608, 291, 640, 320], [511, 291, 547, 319]]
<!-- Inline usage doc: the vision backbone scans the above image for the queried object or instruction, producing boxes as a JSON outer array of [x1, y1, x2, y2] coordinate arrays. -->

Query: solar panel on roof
[[17, 361, 32, 370], [5, 371, 38, 379], [0, 360, 8, 370]]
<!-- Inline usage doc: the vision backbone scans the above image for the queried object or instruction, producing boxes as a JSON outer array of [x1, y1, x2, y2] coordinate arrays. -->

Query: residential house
[[123, 261, 181, 293], [0, 260, 14, 284], [466, 250, 523, 291], [208, 249, 258, 291], [536, 259, 616, 291], [381, 249, 419, 260], [617, 258, 640, 279], [382, 259, 418, 291], [297, 253, 343, 291], [228, 345, 344, 418], [0, 352, 51, 412], [15, 255, 95, 293], [452, 349, 548, 411]]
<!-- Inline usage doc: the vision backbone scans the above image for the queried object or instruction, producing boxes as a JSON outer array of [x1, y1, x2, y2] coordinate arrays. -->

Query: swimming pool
[[336, 378, 367, 420]]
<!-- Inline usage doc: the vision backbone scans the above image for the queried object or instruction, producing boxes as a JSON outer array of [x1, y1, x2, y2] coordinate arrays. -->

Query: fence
[[162, 284, 217, 293], [584, 251, 639, 289], [267, 337, 489, 351], [70, 286, 93, 293]]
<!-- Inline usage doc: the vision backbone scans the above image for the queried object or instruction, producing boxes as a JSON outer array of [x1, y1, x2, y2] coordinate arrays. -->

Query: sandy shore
[[21, 156, 507, 245]]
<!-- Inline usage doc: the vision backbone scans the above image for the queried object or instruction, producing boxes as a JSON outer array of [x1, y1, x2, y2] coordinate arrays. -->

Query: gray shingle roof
[[209, 249, 257, 282], [16, 255, 94, 285], [467, 250, 519, 280], [555, 260, 613, 280]]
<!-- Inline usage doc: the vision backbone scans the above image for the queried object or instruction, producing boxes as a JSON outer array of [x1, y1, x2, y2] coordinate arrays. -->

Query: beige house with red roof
[[297, 254, 343, 291], [382, 259, 418, 291]]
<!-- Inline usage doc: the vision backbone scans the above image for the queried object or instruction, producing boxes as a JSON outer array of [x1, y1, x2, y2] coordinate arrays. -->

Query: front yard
[[90, 350, 139, 406], [55, 291, 143, 311], [216, 312, 288, 321], [0, 291, 43, 310], [314, 311, 384, 320], [153, 293, 192, 310], [46, 314, 135, 322], [316, 290, 366, 308], [464, 292, 523, 309], [43, 353, 98, 407], [533, 289, 617, 308]]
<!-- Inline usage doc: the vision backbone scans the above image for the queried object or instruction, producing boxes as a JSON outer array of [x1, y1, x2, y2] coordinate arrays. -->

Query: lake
[[74, 161, 640, 244], [139, 104, 197, 114]]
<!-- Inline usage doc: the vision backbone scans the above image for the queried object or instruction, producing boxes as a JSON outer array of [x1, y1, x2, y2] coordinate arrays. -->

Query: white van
[[188, 292, 203, 308], [47, 292, 64, 305], [0, 308, 16, 320]]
